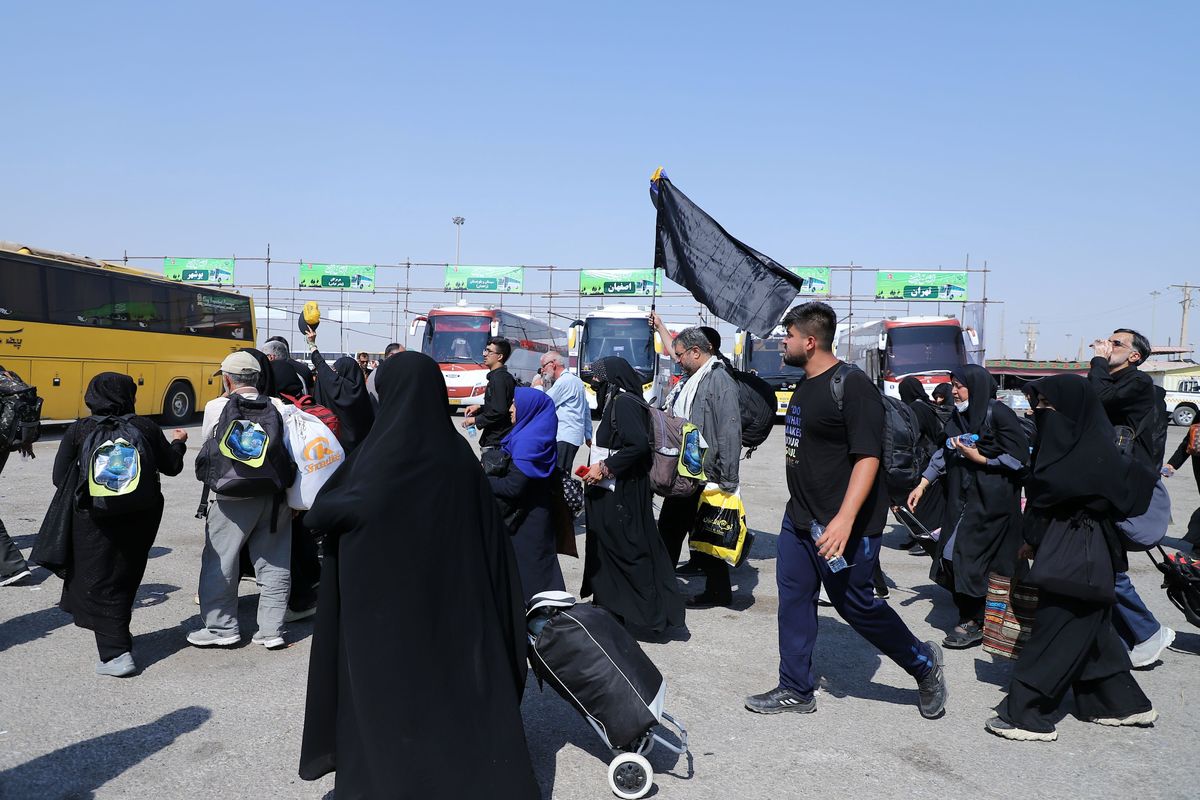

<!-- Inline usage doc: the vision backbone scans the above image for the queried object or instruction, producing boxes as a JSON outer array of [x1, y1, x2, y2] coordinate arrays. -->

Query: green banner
[[579, 269, 662, 296], [789, 267, 831, 296], [875, 270, 968, 301], [163, 257, 235, 284], [444, 265, 524, 293], [299, 263, 377, 291]]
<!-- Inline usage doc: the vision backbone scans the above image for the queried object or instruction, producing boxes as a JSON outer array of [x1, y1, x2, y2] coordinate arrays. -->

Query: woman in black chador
[[50, 373, 187, 676], [908, 364, 1028, 649], [298, 352, 537, 800], [988, 374, 1156, 741], [898, 376, 950, 542], [580, 357, 684, 635]]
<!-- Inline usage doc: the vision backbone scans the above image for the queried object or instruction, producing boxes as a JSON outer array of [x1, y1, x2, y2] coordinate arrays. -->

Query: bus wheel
[[163, 381, 195, 425]]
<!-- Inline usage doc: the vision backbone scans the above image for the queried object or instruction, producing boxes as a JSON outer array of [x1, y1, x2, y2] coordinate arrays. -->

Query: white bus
[[567, 305, 671, 409]]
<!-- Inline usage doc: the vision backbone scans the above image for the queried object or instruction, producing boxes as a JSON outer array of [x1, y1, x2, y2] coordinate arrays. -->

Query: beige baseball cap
[[213, 351, 261, 377]]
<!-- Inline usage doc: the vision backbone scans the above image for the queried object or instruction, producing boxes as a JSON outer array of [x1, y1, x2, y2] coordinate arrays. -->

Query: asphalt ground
[[1, 419, 1198, 800]]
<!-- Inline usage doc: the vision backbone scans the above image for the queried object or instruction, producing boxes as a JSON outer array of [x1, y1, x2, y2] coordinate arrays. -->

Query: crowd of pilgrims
[[15, 309, 1197, 796]]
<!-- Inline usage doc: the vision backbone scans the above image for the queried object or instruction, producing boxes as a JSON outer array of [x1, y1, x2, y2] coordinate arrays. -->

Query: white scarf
[[673, 354, 717, 419]]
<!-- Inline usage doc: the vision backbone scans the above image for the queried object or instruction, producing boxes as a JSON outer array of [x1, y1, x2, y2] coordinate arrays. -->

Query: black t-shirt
[[784, 363, 889, 545]]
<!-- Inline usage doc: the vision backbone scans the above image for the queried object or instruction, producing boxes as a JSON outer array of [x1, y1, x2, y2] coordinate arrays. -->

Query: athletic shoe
[[744, 686, 816, 715], [1129, 626, 1175, 668], [817, 587, 833, 607], [943, 621, 983, 649], [874, 585, 891, 600], [252, 632, 286, 649], [95, 652, 137, 678], [985, 716, 1057, 741], [283, 605, 318, 623], [187, 629, 240, 647], [0, 569, 32, 587], [916, 641, 948, 719], [1085, 708, 1158, 727]]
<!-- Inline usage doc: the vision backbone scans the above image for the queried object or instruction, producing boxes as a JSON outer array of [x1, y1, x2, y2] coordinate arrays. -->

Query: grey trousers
[[199, 496, 291, 638]]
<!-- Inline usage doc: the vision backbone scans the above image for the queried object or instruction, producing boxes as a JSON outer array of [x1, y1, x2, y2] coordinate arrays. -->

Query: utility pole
[[1170, 283, 1196, 355], [1150, 290, 1162, 344], [1021, 319, 1039, 360]]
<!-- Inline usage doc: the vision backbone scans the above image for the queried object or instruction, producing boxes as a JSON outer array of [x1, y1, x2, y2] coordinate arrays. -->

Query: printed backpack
[[281, 393, 342, 440], [1187, 423, 1200, 456], [0, 368, 42, 450], [644, 403, 706, 498], [828, 364, 924, 502], [195, 394, 294, 506], [79, 415, 158, 518]]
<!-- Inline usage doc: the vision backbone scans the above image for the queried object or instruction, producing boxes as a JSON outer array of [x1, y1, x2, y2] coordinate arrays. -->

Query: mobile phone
[[575, 465, 590, 478]]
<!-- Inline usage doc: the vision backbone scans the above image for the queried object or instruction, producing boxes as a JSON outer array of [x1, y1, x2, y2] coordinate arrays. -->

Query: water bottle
[[810, 521, 849, 573], [945, 433, 980, 449], [467, 425, 477, 439]]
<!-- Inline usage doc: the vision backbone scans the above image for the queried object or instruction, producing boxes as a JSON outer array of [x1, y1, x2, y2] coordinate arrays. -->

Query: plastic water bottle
[[810, 521, 849, 573], [467, 425, 477, 439], [945, 433, 980, 449]]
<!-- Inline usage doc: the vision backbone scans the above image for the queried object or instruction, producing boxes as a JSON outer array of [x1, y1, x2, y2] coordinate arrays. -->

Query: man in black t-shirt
[[463, 337, 516, 450], [745, 302, 947, 719]]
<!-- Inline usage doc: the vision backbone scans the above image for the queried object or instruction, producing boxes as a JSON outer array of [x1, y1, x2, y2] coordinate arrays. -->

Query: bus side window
[[0, 255, 46, 322], [111, 278, 170, 333], [46, 265, 115, 327]]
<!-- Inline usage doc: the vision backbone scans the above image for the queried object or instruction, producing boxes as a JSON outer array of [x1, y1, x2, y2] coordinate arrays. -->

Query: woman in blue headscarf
[[487, 386, 565, 602]]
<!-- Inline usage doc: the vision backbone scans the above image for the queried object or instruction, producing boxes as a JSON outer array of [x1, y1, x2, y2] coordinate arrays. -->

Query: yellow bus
[[0, 242, 256, 424]]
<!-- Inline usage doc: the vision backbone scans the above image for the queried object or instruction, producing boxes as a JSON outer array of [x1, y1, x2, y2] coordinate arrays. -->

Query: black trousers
[[658, 492, 730, 599], [95, 629, 132, 662], [953, 591, 986, 626], [0, 514, 29, 578], [556, 441, 580, 477], [290, 514, 321, 611]]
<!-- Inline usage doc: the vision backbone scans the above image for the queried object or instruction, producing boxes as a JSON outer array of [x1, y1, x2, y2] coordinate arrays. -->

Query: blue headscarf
[[502, 387, 558, 479]]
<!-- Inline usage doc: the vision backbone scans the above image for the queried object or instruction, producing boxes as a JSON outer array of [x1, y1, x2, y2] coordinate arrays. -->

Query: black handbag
[[30, 460, 79, 579], [1026, 512, 1115, 604]]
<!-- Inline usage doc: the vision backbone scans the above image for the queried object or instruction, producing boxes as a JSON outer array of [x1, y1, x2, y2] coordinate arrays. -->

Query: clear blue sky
[[3, 2, 1197, 358]]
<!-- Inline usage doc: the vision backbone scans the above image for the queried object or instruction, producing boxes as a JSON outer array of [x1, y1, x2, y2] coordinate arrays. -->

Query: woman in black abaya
[[988, 375, 1155, 741], [898, 376, 950, 543], [580, 357, 684, 635], [908, 364, 1028, 648], [305, 336, 375, 453], [299, 352, 537, 800], [50, 373, 187, 676]]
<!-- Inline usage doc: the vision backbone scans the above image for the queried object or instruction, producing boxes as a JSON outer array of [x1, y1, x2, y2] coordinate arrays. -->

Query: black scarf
[[588, 356, 645, 434], [945, 364, 1027, 462], [84, 372, 136, 416], [315, 356, 375, 449], [899, 375, 930, 406], [1024, 374, 1151, 517], [270, 360, 304, 399]]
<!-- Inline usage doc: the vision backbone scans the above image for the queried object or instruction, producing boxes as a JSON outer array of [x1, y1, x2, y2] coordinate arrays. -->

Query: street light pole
[[452, 216, 465, 302]]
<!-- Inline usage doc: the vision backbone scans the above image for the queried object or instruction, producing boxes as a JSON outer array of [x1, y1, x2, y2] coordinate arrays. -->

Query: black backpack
[[79, 415, 158, 518], [729, 367, 776, 451], [0, 368, 42, 451], [829, 364, 924, 502], [195, 394, 293, 511]]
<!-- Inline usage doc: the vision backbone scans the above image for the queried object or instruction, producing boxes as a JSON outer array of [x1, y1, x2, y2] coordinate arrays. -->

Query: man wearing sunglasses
[[1089, 327, 1175, 668], [463, 337, 516, 450]]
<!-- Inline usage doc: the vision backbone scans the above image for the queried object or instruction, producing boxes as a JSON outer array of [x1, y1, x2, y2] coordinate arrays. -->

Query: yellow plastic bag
[[689, 487, 753, 567]]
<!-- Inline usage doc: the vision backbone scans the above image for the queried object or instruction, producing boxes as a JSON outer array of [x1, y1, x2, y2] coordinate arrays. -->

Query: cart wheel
[[608, 752, 653, 800]]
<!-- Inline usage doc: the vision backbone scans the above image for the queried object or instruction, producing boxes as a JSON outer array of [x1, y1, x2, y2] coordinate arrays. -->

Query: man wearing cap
[[188, 351, 293, 651]]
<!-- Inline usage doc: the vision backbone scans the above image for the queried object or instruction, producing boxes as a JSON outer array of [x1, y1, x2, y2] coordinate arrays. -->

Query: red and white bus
[[840, 315, 976, 398], [410, 306, 567, 408]]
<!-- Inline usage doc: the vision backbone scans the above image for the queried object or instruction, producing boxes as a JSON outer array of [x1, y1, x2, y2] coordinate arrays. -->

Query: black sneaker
[[916, 641, 947, 719], [745, 686, 816, 715], [874, 585, 891, 600], [674, 561, 705, 577]]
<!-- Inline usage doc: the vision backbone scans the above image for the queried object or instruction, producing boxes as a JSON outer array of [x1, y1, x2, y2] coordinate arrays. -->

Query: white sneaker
[[252, 632, 286, 649], [1129, 626, 1175, 668], [187, 629, 240, 647], [95, 652, 137, 677], [0, 569, 32, 587]]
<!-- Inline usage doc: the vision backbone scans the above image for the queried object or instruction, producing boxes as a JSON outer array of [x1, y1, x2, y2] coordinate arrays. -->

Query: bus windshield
[[427, 315, 491, 364], [886, 325, 965, 376], [582, 317, 655, 373], [748, 338, 805, 380]]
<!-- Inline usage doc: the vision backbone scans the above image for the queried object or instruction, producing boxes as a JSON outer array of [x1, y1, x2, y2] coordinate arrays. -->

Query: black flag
[[650, 169, 806, 338]]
